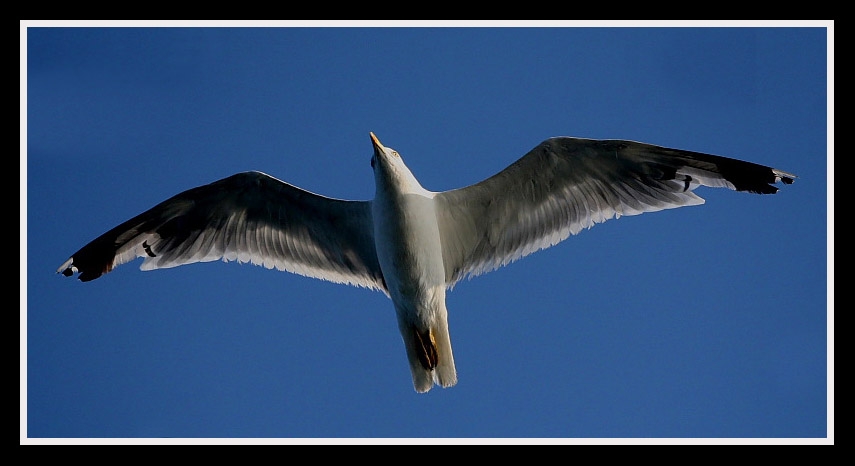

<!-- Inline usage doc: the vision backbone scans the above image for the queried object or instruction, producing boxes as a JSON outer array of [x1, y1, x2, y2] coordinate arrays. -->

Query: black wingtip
[[57, 255, 110, 282]]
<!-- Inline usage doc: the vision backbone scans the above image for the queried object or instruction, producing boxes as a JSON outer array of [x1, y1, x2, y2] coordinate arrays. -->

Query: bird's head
[[370, 132, 428, 195]]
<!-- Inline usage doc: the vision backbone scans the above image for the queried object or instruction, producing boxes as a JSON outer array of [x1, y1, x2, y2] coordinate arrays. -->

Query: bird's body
[[370, 134, 456, 390], [58, 133, 795, 393]]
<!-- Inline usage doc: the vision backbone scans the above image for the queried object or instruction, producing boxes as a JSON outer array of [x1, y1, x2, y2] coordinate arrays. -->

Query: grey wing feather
[[435, 137, 796, 287], [57, 171, 386, 293]]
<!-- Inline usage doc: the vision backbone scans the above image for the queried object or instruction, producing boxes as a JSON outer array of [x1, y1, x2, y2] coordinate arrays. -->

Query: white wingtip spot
[[57, 258, 75, 274]]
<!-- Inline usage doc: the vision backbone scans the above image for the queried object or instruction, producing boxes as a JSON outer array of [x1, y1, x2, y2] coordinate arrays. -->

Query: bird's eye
[[370, 155, 375, 169], [392, 151, 400, 158]]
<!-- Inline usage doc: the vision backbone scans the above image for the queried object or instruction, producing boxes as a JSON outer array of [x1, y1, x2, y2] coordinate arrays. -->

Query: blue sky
[[23, 22, 831, 443]]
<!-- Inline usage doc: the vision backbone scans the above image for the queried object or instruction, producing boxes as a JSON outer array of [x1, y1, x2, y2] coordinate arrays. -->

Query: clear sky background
[[23, 23, 831, 443]]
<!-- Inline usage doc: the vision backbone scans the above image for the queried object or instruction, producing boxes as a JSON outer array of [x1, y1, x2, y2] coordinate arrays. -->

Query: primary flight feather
[[58, 133, 796, 393]]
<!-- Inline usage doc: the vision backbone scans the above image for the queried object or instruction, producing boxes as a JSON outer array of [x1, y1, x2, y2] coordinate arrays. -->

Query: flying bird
[[58, 133, 796, 393]]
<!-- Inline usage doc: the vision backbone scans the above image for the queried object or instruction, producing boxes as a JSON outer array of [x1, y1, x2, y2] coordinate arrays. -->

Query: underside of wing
[[58, 171, 387, 293], [435, 137, 796, 287]]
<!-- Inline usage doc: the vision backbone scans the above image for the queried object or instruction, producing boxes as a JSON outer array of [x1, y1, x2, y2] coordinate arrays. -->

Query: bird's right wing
[[434, 137, 795, 287], [57, 171, 387, 293]]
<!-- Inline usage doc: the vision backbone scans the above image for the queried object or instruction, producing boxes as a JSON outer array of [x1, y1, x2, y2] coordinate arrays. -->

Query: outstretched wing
[[58, 171, 386, 293], [435, 137, 796, 286]]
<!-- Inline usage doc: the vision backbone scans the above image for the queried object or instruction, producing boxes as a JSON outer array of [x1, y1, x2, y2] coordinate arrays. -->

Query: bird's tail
[[400, 311, 457, 393]]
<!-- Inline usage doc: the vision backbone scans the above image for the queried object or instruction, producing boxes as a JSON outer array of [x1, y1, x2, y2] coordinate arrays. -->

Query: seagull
[[58, 133, 796, 393]]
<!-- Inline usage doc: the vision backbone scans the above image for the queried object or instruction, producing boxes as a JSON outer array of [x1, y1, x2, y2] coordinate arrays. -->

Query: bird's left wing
[[434, 137, 795, 287], [58, 171, 387, 293]]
